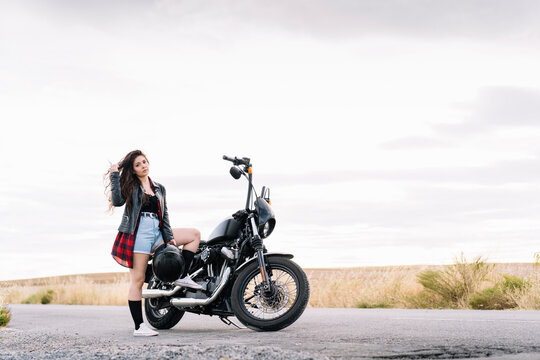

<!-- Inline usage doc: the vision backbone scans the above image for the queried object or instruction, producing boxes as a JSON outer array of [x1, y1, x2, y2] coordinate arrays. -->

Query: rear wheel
[[231, 257, 310, 331], [144, 277, 185, 329]]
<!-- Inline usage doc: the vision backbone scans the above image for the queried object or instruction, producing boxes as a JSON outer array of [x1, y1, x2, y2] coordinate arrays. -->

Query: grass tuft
[[0, 301, 10, 327], [469, 274, 530, 310], [415, 255, 493, 308], [356, 301, 392, 309], [23, 289, 55, 304]]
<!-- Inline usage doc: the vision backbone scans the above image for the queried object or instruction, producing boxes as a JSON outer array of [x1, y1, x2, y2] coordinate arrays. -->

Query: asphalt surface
[[2, 305, 540, 359]]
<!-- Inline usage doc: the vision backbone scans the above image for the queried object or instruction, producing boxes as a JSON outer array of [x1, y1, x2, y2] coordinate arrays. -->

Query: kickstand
[[219, 316, 246, 329]]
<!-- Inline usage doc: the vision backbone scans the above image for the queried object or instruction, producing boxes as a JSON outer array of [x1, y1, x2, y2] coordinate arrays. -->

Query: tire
[[144, 277, 185, 329], [231, 257, 310, 331]]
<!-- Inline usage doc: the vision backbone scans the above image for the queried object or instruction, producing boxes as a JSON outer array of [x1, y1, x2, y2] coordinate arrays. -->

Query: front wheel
[[231, 257, 310, 331], [144, 277, 185, 329]]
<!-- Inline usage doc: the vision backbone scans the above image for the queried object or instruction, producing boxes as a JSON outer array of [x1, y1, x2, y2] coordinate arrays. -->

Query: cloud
[[435, 86, 540, 135], [474, 87, 540, 126], [282, 157, 540, 186], [368, 158, 540, 185], [382, 86, 540, 148], [248, 0, 540, 40], [10, 0, 540, 41]]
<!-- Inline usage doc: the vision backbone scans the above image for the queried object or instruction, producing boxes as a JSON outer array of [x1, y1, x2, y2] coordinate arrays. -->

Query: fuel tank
[[207, 216, 241, 245]]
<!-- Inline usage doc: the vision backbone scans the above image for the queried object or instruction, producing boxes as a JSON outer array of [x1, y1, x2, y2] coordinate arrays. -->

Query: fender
[[235, 252, 294, 274]]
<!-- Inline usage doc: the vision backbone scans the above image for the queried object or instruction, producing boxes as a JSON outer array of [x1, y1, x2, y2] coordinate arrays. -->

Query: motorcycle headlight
[[258, 218, 275, 238], [255, 197, 276, 238]]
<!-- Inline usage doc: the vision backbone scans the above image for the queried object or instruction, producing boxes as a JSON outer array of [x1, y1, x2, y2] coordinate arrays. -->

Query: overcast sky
[[1, 0, 540, 280]]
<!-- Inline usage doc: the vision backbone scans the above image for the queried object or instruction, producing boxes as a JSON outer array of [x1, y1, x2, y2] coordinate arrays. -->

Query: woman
[[105, 150, 202, 337]]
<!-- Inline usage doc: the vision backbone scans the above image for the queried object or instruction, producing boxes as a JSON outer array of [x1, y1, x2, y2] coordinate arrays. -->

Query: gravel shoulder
[[1, 331, 325, 360]]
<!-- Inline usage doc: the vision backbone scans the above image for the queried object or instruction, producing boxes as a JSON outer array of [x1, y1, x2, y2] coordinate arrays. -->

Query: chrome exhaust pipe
[[170, 267, 231, 308], [142, 286, 183, 299], [142, 268, 204, 299]]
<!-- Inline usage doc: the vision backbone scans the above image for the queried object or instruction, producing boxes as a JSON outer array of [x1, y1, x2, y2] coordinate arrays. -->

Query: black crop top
[[140, 194, 159, 214]]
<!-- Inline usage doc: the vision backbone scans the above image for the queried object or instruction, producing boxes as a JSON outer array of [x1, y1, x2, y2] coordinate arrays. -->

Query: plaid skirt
[[111, 214, 141, 269]]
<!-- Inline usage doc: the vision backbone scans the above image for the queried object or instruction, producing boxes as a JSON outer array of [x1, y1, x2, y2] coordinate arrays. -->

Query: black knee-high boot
[[182, 250, 196, 276], [128, 300, 143, 330]]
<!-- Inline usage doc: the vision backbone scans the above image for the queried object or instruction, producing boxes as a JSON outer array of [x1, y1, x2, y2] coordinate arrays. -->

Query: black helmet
[[152, 245, 185, 283]]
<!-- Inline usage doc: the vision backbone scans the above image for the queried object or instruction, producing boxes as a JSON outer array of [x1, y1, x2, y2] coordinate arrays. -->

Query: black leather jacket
[[110, 171, 173, 241]]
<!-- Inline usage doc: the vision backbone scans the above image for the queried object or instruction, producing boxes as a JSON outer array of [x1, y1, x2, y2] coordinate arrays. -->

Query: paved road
[[2, 305, 540, 359]]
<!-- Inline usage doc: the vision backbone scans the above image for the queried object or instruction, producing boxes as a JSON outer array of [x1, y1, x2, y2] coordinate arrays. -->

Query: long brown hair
[[104, 150, 149, 213]]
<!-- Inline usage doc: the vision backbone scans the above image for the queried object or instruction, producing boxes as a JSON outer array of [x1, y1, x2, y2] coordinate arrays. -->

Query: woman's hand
[[168, 239, 177, 246], [108, 161, 119, 173]]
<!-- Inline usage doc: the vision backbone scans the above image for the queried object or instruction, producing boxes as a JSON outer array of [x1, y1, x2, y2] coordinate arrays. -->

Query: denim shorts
[[133, 215, 164, 254]]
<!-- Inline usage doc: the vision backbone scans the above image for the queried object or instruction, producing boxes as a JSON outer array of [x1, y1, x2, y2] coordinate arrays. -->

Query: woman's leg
[[128, 253, 155, 334], [172, 228, 201, 252], [128, 253, 149, 300], [171, 228, 203, 289]]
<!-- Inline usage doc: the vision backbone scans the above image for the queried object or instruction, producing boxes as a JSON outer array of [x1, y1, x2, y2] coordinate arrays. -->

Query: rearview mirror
[[261, 186, 271, 202], [230, 167, 242, 180]]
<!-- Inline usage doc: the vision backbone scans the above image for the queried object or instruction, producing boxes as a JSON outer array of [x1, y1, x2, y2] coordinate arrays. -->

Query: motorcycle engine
[[200, 247, 219, 263]]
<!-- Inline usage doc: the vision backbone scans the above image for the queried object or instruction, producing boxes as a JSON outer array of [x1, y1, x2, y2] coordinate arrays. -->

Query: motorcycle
[[142, 155, 310, 331]]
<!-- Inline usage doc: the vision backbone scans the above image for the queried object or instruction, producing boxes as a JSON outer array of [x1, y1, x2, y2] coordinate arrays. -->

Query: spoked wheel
[[231, 257, 310, 331], [144, 277, 185, 329]]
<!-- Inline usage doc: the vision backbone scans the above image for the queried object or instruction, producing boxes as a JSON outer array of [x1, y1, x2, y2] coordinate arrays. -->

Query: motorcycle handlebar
[[223, 155, 251, 167]]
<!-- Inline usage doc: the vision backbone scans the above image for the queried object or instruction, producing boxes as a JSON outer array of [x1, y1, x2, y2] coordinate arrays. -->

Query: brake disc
[[255, 281, 290, 312]]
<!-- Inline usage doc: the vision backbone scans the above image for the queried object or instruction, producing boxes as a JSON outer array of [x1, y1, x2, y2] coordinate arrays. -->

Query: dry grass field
[[1, 262, 539, 309], [307, 262, 540, 309]]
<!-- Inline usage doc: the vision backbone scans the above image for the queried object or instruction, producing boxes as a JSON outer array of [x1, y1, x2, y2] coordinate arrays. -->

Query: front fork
[[249, 215, 272, 293]]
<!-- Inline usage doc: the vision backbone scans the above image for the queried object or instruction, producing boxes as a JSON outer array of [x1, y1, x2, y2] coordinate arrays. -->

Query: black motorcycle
[[142, 155, 310, 331]]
